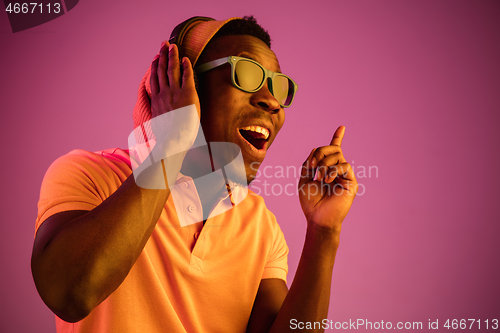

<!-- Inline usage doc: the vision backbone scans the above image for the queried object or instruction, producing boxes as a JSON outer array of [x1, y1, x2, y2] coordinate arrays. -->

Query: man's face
[[197, 35, 285, 184]]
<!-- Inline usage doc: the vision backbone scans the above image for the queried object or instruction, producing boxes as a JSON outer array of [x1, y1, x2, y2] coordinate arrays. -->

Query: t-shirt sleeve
[[35, 149, 131, 235], [261, 211, 289, 284]]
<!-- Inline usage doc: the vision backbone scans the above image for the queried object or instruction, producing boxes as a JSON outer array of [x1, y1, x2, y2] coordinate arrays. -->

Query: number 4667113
[[5, 3, 61, 14]]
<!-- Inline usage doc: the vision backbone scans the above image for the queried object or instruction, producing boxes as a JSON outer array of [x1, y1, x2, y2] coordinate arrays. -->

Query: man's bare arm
[[31, 171, 170, 322], [248, 127, 357, 333], [247, 225, 338, 333], [31, 42, 198, 323], [268, 224, 340, 333], [247, 279, 288, 332]]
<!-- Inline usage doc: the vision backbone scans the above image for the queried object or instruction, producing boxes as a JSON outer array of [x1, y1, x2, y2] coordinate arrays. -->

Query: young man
[[32, 16, 357, 332]]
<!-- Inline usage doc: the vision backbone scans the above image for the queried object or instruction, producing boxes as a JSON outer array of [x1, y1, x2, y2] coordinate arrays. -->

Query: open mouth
[[238, 125, 269, 150]]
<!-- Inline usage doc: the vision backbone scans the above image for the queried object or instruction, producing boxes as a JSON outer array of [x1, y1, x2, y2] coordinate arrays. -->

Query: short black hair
[[198, 16, 272, 65], [212, 16, 271, 48]]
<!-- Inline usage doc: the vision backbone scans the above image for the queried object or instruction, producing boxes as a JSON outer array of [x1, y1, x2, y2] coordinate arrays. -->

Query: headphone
[[167, 16, 215, 90], [168, 16, 215, 62]]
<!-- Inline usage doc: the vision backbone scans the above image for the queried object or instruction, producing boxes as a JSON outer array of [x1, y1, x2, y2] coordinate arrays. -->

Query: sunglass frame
[[195, 56, 298, 108]]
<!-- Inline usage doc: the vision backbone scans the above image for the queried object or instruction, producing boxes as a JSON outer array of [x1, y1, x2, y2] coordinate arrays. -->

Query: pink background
[[1, 0, 499, 331]]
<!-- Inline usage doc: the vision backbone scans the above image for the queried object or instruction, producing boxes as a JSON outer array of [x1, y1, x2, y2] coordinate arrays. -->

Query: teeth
[[240, 126, 269, 140]]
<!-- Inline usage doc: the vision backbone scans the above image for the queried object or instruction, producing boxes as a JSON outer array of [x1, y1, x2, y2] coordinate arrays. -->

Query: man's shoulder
[[237, 188, 277, 222], [53, 148, 131, 167], [46, 147, 133, 182], [64, 147, 130, 161], [244, 189, 266, 206]]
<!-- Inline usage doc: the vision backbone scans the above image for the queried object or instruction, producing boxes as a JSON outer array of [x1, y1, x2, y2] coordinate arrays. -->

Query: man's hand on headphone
[[150, 41, 201, 119]]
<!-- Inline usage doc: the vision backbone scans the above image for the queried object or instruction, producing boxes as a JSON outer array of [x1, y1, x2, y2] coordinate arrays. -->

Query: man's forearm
[[32, 162, 171, 322], [270, 223, 340, 333]]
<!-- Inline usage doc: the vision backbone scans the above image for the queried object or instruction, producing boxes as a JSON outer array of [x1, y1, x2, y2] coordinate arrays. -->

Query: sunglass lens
[[273, 75, 294, 107], [235, 60, 264, 91]]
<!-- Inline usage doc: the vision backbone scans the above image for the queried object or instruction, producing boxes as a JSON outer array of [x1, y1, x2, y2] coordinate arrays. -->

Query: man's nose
[[250, 79, 281, 113]]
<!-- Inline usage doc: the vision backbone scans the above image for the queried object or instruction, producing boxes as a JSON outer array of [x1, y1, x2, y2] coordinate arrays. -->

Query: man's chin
[[244, 174, 256, 186]]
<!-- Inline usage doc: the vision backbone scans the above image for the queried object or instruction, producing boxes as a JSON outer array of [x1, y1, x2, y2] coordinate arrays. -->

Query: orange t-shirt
[[35, 148, 288, 333]]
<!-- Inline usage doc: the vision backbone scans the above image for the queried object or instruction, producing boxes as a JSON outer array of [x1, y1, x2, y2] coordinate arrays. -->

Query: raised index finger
[[330, 126, 345, 147]]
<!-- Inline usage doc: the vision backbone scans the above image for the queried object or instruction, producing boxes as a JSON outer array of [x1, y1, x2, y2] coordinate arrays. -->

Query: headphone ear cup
[[169, 17, 214, 94]]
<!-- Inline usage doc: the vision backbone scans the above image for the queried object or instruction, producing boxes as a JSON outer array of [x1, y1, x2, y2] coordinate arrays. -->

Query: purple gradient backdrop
[[1, 0, 499, 332]]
